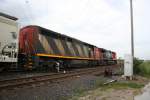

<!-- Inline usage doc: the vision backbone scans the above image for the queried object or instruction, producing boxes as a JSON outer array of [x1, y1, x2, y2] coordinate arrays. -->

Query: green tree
[[133, 57, 143, 74]]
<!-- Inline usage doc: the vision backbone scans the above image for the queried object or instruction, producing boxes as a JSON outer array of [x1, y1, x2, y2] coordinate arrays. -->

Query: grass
[[69, 87, 86, 100], [102, 82, 144, 89]]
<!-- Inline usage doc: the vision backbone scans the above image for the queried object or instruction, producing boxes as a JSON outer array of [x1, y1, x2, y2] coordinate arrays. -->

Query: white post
[[124, 54, 133, 77]]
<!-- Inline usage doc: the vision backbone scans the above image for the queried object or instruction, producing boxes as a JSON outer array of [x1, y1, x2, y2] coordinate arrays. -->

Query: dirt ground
[[77, 88, 138, 100], [70, 76, 149, 100]]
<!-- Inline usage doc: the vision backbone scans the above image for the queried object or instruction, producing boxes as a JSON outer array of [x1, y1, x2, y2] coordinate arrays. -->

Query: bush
[[133, 58, 143, 74], [138, 61, 150, 76], [133, 57, 150, 76]]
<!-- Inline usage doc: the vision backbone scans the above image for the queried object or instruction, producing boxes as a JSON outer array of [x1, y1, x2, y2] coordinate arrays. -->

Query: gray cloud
[[0, 0, 149, 59]]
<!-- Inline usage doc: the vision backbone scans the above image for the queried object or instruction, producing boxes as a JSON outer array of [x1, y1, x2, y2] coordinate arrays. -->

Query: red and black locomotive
[[18, 25, 117, 71]]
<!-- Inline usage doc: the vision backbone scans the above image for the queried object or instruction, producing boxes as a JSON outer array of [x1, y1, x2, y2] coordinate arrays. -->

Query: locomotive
[[18, 25, 117, 71], [0, 13, 117, 71]]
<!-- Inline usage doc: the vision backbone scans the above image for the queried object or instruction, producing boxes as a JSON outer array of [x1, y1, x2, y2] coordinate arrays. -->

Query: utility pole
[[130, 0, 134, 75], [124, 0, 134, 80]]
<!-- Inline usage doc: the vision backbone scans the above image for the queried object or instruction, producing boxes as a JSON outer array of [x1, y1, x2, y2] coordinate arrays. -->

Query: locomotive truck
[[0, 13, 117, 71]]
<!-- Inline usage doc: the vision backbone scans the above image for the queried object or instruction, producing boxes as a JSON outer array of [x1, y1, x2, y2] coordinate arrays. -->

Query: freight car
[[0, 12, 19, 71], [18, 25, 117, 71]]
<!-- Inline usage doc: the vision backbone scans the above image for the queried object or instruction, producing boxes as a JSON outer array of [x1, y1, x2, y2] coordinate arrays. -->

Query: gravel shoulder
[[0, 73, 110, 100], [0, 68, 149, 100]]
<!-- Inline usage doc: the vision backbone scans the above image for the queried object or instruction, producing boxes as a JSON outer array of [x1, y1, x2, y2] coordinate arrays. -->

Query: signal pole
[[130, 0, 134, 76]]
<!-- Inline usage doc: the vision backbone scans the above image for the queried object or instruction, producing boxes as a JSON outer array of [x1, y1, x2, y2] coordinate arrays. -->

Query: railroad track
[[0, 66, 115, 90]]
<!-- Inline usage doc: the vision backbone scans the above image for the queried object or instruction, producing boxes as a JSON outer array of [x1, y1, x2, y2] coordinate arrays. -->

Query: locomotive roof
[[41, 26, 94, 46], [21, 25, 116, 53], [22, 25, 95, 47], [0, 12, 18, 21]]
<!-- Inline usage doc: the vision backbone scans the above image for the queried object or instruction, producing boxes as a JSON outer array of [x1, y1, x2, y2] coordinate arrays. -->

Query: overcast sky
[[0, 0, 149, 59]]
